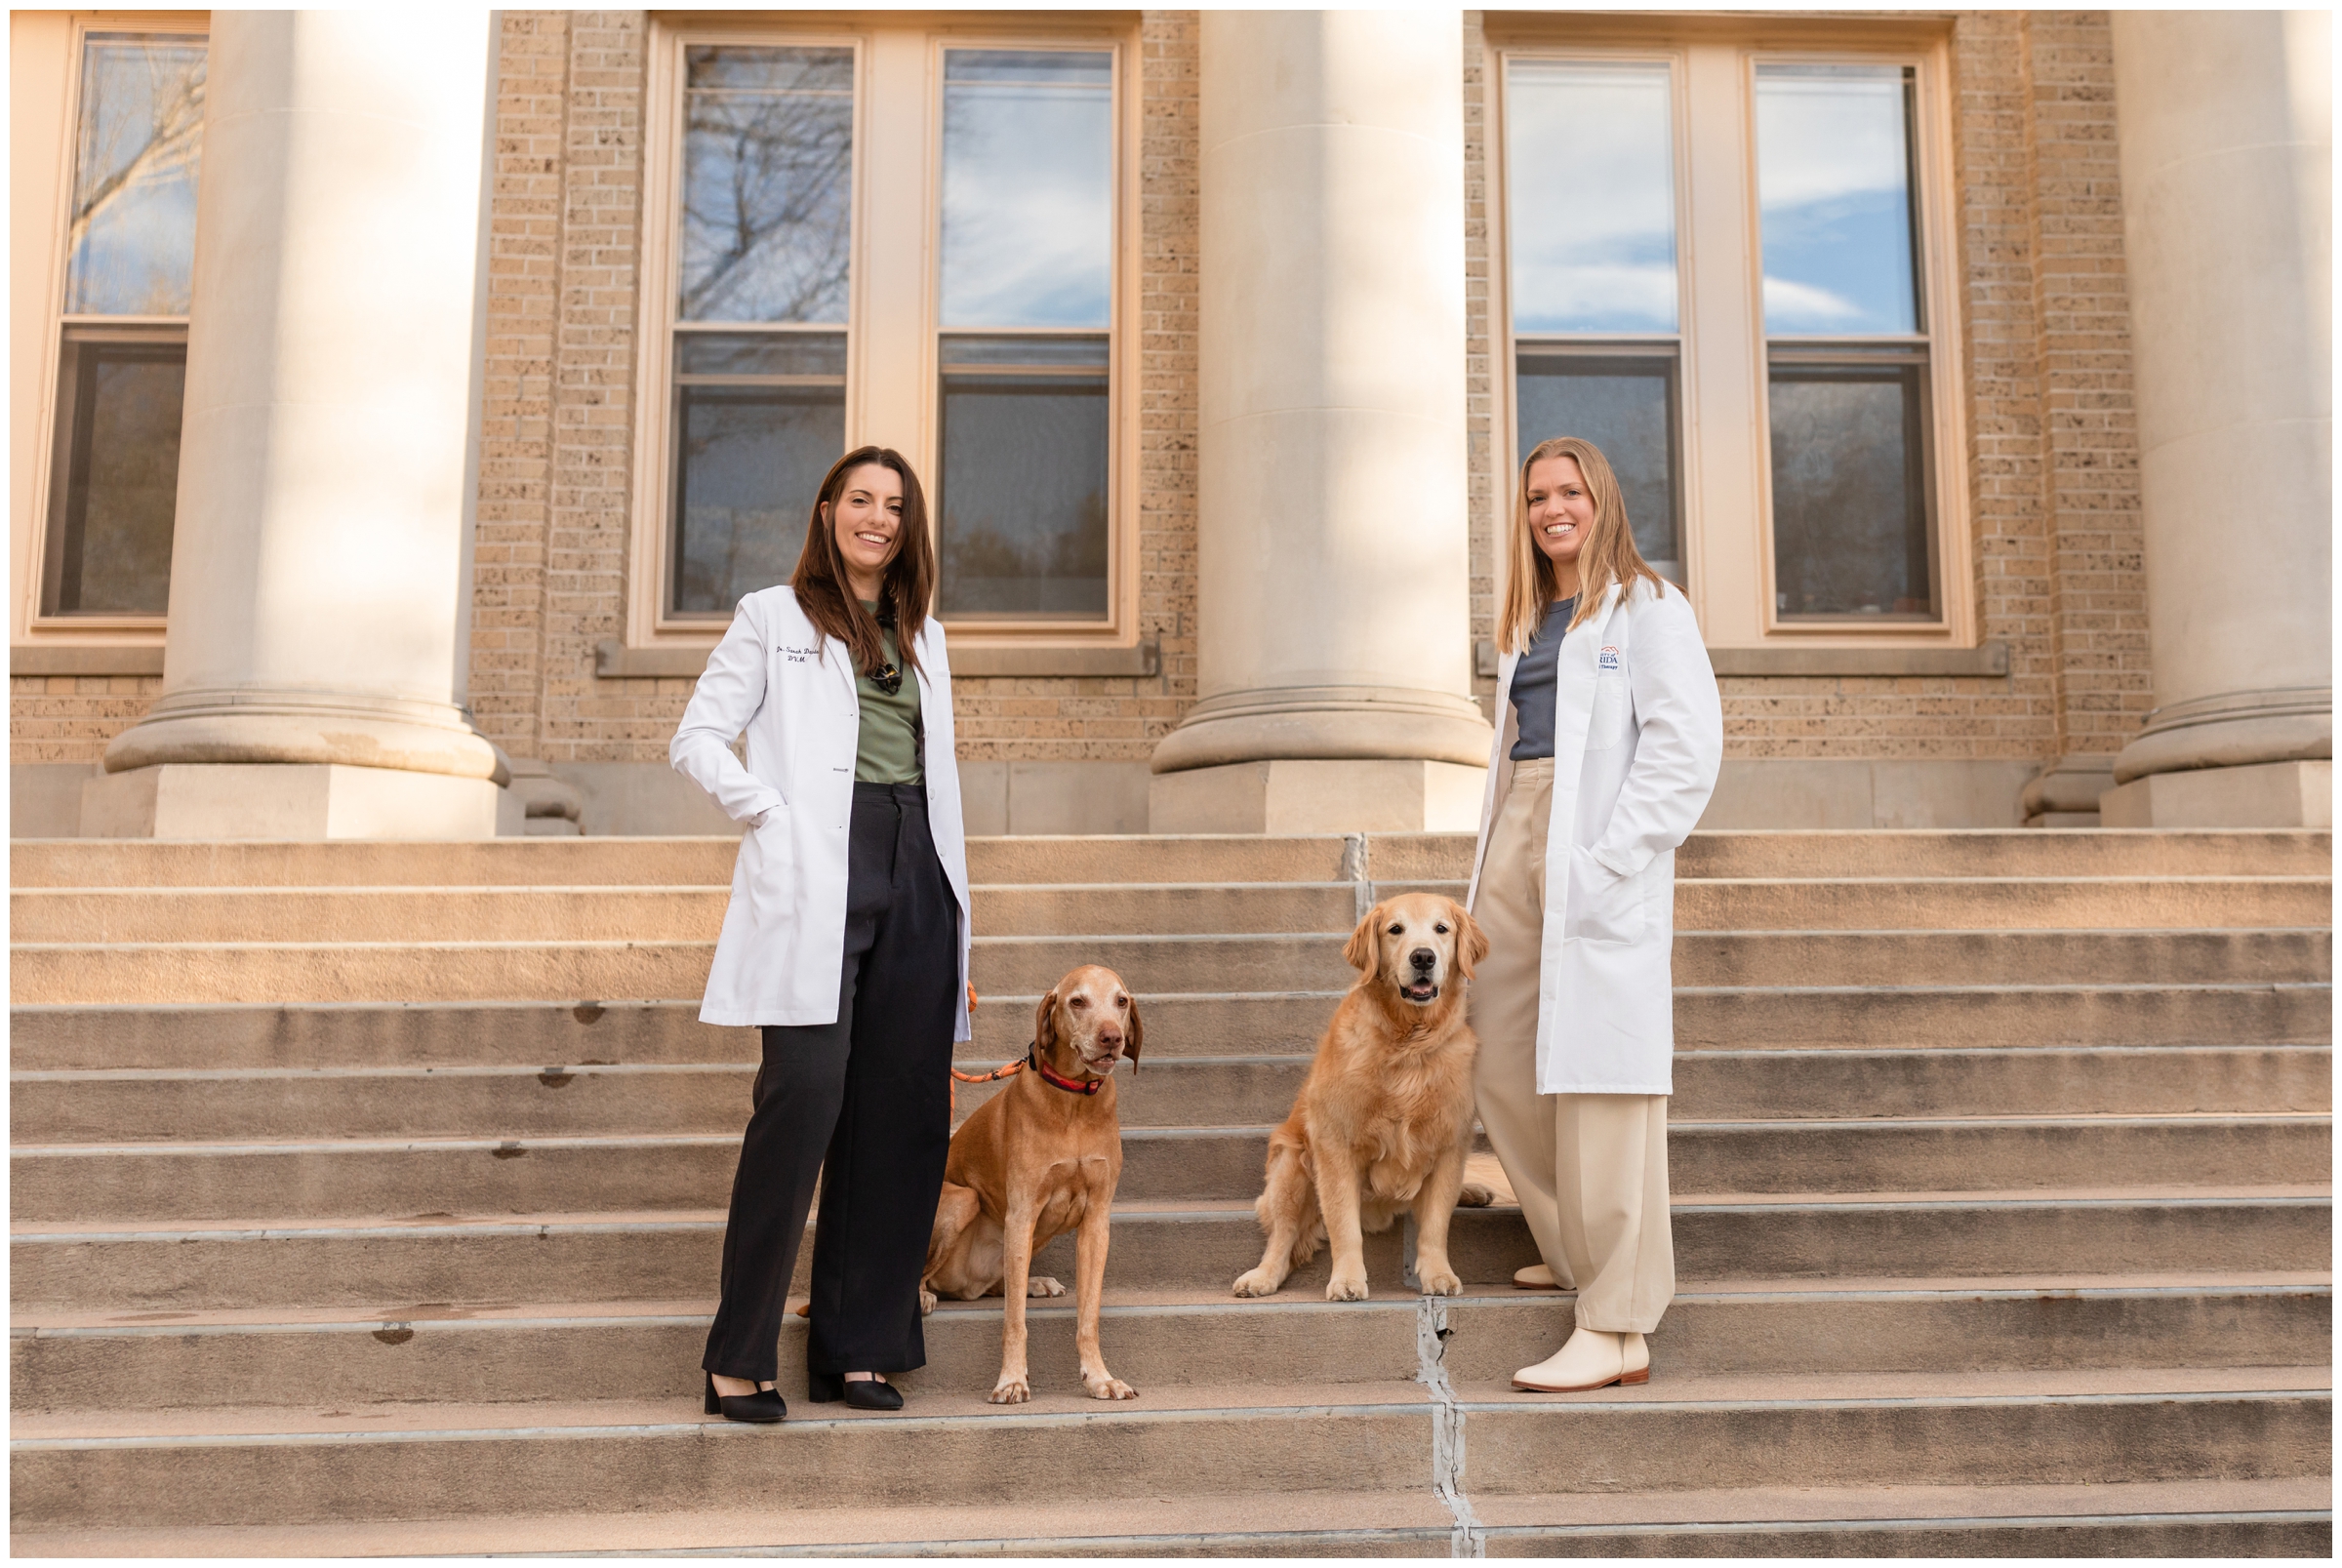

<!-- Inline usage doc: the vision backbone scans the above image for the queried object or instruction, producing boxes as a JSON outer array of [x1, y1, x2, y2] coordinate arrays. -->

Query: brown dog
[[923, 964, 1141, 1404], [1233, 893, 1491, 1302]]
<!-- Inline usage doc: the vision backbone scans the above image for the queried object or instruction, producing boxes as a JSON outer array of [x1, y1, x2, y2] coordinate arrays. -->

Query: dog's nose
[[1098, 1024, 1123, 1048], [1409, 947, 1436, 972]]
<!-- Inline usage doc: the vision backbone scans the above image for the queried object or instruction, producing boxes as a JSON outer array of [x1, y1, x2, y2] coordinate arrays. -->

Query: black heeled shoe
[[807, 1370, 904, 1411], [704, 1372, 785, 1424]]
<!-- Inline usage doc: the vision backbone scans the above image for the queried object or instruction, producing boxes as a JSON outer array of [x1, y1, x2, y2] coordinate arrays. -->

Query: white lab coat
[[670, 586, 974, 1038], [1465, 578, 1723, 1095]]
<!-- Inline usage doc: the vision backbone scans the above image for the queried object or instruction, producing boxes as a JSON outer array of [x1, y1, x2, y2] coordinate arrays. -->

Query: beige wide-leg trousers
[[1470, 756, 1676, 1334]]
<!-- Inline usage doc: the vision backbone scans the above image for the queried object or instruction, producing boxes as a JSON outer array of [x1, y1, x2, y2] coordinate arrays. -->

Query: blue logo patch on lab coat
[[1598, 646, 1621, 671]]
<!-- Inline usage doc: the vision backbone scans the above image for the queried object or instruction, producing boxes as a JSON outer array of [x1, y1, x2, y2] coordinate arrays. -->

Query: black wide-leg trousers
[[702, 781, 958, 1383]]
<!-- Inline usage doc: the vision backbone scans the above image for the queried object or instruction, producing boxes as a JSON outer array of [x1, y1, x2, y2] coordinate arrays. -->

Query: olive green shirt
[[854, 601, 923, 784]]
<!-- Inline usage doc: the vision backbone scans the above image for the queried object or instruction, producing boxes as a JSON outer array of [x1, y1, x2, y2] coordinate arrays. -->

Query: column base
[[82, 764, 502, 840], [2097, 760, 2332, 828], [1149, 759, 1487, 834]]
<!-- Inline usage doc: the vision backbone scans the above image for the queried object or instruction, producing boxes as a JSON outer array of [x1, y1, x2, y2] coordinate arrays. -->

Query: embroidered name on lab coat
[[778, 644, 819, 663]]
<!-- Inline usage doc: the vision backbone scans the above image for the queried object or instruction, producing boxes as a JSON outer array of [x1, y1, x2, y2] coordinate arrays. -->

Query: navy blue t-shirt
[[1508, 596, 1578, 762]]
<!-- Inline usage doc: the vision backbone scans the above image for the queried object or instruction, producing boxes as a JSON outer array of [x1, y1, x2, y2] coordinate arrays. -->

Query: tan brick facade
[[11, 10, 2154, 807]]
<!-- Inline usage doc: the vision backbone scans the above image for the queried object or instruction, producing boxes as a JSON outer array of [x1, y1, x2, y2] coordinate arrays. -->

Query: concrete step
[[12, 982, 2326, 1073], [12, 1277, 2327, 1413], [8, 1479, 2328, 1558], [13, 828, 2328, 893], [19, 874, 2327, 945], [16, 926, 2330, 1007], [16, 1046, 2329, 1146], [14, 1192, 2328, 1313], [7, 1368, 2325, 1530], [12, 1114, 2328, 1222]]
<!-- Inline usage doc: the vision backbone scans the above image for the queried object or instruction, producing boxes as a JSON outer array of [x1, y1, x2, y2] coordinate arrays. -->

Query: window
[[1496, 28, 1970, 647], [40, 29, 206, 622], [633, 20, 1136, 648], [666, 44, 852, 620], [1506, 61, 1685, 585], [1756, 64, 1935, 621], [936, 49, 1113, 621]]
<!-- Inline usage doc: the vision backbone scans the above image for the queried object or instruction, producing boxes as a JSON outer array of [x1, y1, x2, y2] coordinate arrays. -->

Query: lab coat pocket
[[1587, 673, 1632, 751], [1564, 844, 1646, 945], [743, 810, 795, 928]]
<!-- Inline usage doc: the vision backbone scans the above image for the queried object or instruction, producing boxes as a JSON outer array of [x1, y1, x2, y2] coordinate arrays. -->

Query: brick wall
[[8, 10, 2150, 786], [2021, 10, 2153, 763]]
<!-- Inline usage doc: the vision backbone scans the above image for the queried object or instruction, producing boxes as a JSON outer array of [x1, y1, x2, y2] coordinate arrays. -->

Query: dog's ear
[[1032, 988, 1061, 1060], [1453, 901, 1490, 978], [1343, 903, 1386, 982], [1123, 992, 1144, 1073]]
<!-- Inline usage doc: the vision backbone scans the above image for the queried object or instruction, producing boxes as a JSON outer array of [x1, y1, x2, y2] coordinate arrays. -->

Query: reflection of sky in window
[[941, 51, 1112, 329], [65, 36, 206, 317], [679, 46, 853, 324], [1507, 60, 1676, 335], [1756, 66, 1919, 335]]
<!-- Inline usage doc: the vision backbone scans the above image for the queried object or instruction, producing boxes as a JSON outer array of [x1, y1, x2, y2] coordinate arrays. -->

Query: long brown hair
[[790, 446, 935, 676], [1499, 435, 1667, 654]]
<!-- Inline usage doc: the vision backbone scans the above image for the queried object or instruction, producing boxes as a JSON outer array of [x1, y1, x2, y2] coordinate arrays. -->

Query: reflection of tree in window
[[66, 37, 206, 317], [679, 47, 852, 325]]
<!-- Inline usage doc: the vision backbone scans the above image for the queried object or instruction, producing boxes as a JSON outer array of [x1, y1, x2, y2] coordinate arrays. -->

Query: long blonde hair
[[1499, 435, 1667, 655]]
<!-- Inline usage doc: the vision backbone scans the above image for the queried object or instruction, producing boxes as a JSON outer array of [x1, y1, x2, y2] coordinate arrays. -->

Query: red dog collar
[[1027, 1044, 1104, 1096]]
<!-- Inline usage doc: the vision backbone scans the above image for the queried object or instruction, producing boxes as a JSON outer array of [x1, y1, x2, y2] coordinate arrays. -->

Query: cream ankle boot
[[1513, 1263, 1559, 1289], [1512, 1326, 1650, 1391]]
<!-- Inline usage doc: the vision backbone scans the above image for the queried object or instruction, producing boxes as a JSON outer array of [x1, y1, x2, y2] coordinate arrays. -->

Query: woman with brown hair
[[1465, 436, 1721, 1392], [671, 446, 974, 1420]]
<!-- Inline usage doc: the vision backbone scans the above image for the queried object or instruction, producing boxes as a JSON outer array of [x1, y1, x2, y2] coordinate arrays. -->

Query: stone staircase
[[9, 829, 2333, 1555]]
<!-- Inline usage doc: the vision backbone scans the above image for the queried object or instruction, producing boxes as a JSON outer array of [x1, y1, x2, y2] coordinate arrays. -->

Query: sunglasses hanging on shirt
[[868, 599, 904, 696]]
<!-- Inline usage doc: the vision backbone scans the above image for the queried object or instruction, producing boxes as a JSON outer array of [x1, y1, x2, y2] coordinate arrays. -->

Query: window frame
[[1487, 16, 1974, 651], [627, 15, 1143, 655], [11, 10, 209, 652]]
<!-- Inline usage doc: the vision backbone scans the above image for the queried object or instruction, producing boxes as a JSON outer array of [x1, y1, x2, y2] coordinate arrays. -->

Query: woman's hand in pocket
[[1563, 844, 1645, 945]]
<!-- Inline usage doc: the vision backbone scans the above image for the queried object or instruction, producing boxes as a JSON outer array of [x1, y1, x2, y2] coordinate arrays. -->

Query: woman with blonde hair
[[1466, 435, 1721, 1391]]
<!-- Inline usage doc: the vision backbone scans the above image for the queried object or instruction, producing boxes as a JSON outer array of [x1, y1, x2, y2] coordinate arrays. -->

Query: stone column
[[84, 11, 506, 839], [2099, 12, 2332, 827], [1149, 10, 1491, 834]]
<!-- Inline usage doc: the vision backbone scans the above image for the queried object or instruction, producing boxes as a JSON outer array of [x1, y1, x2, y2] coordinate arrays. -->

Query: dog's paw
[[988, 1375, 1031, 1405], [1457, 1182, 1494, 1208], [1027, 1276, 1067, 1299], [1326, 1271, 1370, 1302], [1084, 1374, 1138, 1401], [1417, 1267, 1463, 1297], [1232, 1268, 1281, 1298], [918, 1286, 937, 1315]]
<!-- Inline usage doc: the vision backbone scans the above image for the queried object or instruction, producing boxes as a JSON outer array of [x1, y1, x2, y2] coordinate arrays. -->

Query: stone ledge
[[11, 645, 165, 677], [1473, 641, 2009, 680], [1710, 643, 2009, 679], [595, 638, 1161, 681]]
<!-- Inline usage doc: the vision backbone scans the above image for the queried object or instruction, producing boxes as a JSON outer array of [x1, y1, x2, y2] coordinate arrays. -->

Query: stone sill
[[12, 645, 165, 676], [1473, 640, 2007, 680], [595, 637, 1161, 681]]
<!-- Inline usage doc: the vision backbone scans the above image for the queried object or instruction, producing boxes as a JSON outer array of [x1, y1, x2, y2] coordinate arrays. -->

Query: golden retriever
[[1233, 893, 1491, 1302], [923, 964, 1142, 1404]]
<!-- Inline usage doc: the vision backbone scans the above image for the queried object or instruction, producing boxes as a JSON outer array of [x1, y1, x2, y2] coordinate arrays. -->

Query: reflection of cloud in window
[[1760, 276, 1865, 329], [1755, 67, 1917, 336], [1507, 62, 1676, 334], [1755, 74, 1907, 208], [941, 68, 1112, 329]]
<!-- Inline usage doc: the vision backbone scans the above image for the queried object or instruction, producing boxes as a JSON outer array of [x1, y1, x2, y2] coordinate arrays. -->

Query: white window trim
[[10, 10, 207, 653], [1487, 18, 1975, 651], [626, 15, 1143, 655]]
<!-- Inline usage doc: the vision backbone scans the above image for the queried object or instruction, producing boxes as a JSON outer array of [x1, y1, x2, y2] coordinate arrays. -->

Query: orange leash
[[948, 984, 1023, 1112]]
